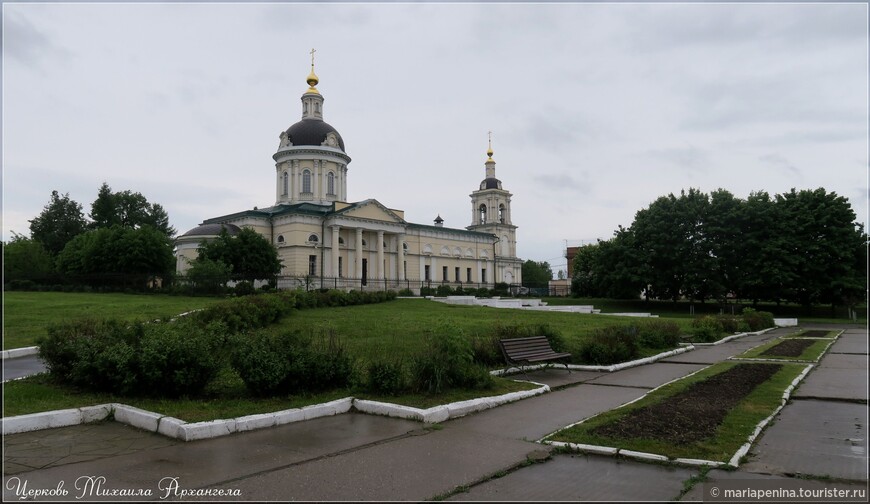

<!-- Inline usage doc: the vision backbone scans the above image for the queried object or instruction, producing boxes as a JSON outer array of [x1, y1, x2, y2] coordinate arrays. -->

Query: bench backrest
[[500, 336, 555, 359]]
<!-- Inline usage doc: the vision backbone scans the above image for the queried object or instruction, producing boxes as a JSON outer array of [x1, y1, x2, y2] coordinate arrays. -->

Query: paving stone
[[819, 353, 867, 370], [829, 334, 869, 355], [740, 400, 867, 481], [794, 367, 868, 401], [587, 362, 707, 389], [1, 355, 47, 382], [449, 453, 696, 501], [512, 369, 605, 388]]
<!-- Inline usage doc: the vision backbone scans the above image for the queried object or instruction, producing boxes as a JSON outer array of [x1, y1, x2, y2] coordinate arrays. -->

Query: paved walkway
[[3, 325, 867, 501]]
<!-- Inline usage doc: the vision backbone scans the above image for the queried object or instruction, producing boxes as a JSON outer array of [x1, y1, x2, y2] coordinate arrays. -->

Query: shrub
[[577, 326, 640, 365], [366, 358, 408, 395], [636, 320, 682, 348], [419, 286, 435, 297], [397, 288, 414, 297], [690, 316, 724, 343], [435, 285, 454, 296], [714, 315, 741, 334], [6, 279, 37, 291], [232, 329, 355, 396], [233, 281, 256, 297], [490, 323, 567, 354], [471, 334, 503, 366], [137, 320, 225, 398], [742, 308, 775, 331], [410, 322, 493, 394]]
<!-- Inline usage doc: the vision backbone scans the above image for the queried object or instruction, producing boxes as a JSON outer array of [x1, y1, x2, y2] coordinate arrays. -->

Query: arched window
[[339, 237, 345, 246], [302, 170, 312, 193], [361, 239, 367, 248], [308, 234, 319, 243], [327, 172, 335, 195], [282, 172, 289, 196], [479, 204, 487, 224], [277, 235, 285, 244], [499, 204, 506, 223]]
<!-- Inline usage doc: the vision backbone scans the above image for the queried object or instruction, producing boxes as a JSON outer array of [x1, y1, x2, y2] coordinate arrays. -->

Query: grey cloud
[[758, 153, 800, 178], [4, 11, 70, 68], [646, 146, 710, 172], [533, 172, 592, 194]]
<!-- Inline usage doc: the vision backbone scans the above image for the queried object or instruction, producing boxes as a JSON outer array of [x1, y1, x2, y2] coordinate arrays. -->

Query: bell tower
[[467, 133, 521, 284]]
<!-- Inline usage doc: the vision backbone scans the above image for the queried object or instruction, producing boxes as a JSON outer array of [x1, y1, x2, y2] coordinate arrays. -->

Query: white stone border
[[1, 346, 39, 360], [687, 327, 776, 347], [547, 441, 726, 468], [1, 382, 551, 440], [490, 345, 695, 377]]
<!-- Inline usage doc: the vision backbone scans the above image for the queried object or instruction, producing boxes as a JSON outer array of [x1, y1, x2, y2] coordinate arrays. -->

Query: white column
[[397, 234, 405, 282], [377, 230, 385, 280], [331, 225, 340, 278], [356, 228, 363, 279]]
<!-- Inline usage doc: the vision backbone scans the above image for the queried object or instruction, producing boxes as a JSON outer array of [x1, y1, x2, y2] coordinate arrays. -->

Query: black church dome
[[284, 119, 345, 151]]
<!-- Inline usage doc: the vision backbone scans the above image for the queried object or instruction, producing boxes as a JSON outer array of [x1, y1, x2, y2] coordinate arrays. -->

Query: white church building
[[175, 59, 522, 292]]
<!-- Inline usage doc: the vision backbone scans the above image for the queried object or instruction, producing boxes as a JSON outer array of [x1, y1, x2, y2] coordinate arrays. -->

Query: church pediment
[[331, 199, 406, 224]]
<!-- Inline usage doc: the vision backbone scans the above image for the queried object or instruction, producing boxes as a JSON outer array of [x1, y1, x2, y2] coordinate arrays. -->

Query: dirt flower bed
[[590, 363, 782, 445], [761, 339, 816, 357]]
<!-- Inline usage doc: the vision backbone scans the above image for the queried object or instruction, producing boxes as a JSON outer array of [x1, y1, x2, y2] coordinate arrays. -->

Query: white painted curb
[[1, 346, 39, 360], [490, 346, 695, 377], [546, 440, 618, 456], [619, 449, 669, 462]]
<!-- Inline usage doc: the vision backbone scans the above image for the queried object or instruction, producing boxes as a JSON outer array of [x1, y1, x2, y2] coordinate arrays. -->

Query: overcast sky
[[3, 2, 868, 272]]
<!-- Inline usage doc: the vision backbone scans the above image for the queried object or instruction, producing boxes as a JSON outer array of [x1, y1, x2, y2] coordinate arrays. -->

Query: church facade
[[175, 61, 522, 292]]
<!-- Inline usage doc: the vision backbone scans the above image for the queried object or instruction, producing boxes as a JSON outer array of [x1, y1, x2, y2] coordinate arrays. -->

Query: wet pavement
[[3, 354, 47, 382], [3, 324, 867, 501]]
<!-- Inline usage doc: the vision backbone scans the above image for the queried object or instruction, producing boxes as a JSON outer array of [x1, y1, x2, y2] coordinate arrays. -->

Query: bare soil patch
[[761, 339, 816, 357], [591, 363, 782, 445], [800, 330, 832, 338]]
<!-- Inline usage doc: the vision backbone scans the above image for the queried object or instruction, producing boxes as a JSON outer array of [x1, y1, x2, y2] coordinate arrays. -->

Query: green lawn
[[261, 298, 694, 363], [2, 292, 225, 350], [548, 361, 808, 462]]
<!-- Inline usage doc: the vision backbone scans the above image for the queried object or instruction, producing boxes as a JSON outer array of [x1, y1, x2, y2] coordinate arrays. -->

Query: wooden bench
[[499, 336, 572, 376]]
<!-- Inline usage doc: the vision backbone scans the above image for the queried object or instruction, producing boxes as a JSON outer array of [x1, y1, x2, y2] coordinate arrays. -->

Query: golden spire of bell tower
[[306, 47, 320, 94], [486, 131, 495, 162]]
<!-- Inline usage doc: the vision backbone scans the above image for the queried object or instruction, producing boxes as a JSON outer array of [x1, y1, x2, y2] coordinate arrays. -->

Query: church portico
[[176, 53, 522, 292]]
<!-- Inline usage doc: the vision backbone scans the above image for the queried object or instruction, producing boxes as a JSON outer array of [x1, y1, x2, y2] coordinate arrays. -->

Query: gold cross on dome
[[488, 131, 493, 149], [310, 48, 317, 66]]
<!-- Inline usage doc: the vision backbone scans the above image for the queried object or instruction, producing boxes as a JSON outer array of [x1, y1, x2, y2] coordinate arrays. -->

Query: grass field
[[548, 361, 808, 462], [2, 292, 225, 350], [260, 298, 695, 363]]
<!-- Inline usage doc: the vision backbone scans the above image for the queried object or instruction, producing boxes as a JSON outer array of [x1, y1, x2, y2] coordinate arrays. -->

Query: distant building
[[175, 58, 522, 291]]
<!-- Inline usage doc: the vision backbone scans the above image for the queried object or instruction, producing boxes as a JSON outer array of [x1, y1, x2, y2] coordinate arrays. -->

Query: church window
[[362, 239, 367, 248], [283, 172, 289, 196], [403, 242, 409, 252], [308, 234, 319, 243], [315, 102, 321, 114], [455, 267, 460, 282], [499, 204, 505, 223], [479, 204, 487, 224], [303, 170, 312, 193], [467, 268, 472, 283], [277, 235, 285, 244], [308, 255, 317, 276], [338, 257, 343, 278], [424, 265, 431, 281], [339, 237, 345, 246], [481, 268, 487, 283], [327, 172, 335, 195], [442, 266, 448, 282]]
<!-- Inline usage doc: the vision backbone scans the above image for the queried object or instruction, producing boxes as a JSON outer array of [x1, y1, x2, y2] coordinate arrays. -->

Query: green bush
[[577, 326, 640, 365], [137, 320, 225, 398], [471, 334, 503, 366], [435, 285, 454, 296], [232, 330, 355, 396], [397, 288, 414, 297], [714, 315, 741, 333], [410, 322, 493, 394], [233, 281, 256, 296], [636, 320, 682, 348], [366, 358, 408, 395], [690, 316, 724, 343], [38, 318, 225, 397], [742, 308, 775, 331], [419, 286, 435, 296]]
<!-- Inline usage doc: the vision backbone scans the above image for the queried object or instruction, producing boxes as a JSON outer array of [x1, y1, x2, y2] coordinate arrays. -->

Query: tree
[[29, 190, 88, 256], [186, 258, 232, 295], [195, 227, 282, 282], [56, 226, 175, 281], [3, 233, 55, 281], [774, 188, 864, 308], [89, 182, 176, 237], [521, 260, 553, 288]]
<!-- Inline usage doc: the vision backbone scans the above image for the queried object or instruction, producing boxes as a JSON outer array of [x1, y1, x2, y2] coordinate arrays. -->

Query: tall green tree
[[56, 225, 175, 279], [521, 260, 553, 287], [2, 233, 55, 281], [774, 188, 863, 307], [195, 227, 282, 282], [89, 182, 176, 237], [29, 191, 88, 256]]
